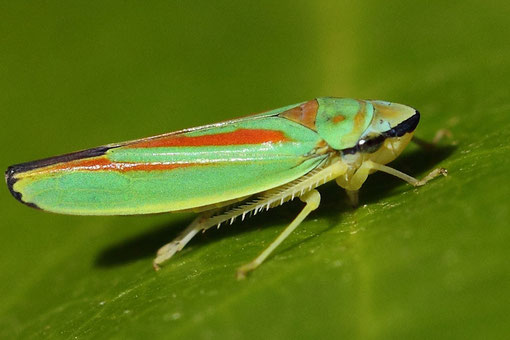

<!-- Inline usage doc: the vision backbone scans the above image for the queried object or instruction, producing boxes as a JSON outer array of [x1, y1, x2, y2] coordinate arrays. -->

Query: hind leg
[[236, 189, 321, 280], [153, 211, 216, 271]]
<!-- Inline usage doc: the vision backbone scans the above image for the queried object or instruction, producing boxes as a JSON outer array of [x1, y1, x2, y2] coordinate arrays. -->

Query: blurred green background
[[1, 1, 509, 339]]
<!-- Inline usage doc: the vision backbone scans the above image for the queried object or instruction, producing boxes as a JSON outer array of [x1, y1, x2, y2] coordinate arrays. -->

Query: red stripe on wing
[[49, 157, 194, 173], [126, 128, 289, 148]]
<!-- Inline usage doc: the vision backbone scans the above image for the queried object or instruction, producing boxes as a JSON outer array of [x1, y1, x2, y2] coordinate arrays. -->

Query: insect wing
[[7, 103, 328, 215]]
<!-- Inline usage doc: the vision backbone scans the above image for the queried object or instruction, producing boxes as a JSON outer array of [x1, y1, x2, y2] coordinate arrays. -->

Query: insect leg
[[369, 162, 447, 186], [336, 160, 373, 192], [236, 189, 321, 280], [345, 189, 359, 207], [153, 210, 216, 271], [340, 160, 447, 191], [412, 129, 453, 149], [153, 161, 346, 273]]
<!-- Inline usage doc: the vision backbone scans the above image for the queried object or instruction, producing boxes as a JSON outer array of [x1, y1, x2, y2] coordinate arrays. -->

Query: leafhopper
[[6, 98, 446, 278]]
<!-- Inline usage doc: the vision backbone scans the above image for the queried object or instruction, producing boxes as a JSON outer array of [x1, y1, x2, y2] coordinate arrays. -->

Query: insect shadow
[[94, 144, 456, 268]]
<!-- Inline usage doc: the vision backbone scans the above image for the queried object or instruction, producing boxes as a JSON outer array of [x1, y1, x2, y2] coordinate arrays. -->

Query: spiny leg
[[236, 189, 321, 280], [154, 160, 347, 273], [153, 210, 216, 271]]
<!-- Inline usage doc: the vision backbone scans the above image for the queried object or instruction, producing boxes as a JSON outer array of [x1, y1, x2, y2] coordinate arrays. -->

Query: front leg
[[337, 160, 447, 193], [366, 161, 447, 187]]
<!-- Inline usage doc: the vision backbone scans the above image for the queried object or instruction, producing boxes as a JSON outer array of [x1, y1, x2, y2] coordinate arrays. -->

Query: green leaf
[[1, 1, 509, 339]]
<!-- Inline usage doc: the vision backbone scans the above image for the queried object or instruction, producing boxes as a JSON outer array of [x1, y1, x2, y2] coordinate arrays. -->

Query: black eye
[[358, 135, 385, 153]]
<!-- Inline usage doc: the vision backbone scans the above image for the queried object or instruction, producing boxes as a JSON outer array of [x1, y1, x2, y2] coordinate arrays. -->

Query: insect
[[5, 97, 446, 279]]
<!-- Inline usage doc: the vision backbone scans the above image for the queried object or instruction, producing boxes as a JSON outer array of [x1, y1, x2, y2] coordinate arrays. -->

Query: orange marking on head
[[372, 102, 399, 119], [332, 115, 346, 124], [126, 129, 289, 148], [279, 99, 319, 130], [353, 101, 367, 132]]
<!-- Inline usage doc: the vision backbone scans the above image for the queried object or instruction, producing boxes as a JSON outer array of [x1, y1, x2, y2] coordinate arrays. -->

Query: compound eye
[[358, 135, 385, 153]]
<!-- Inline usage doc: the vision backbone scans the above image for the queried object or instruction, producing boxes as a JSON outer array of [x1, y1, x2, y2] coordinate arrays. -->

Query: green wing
[[7, 105, 328, 215]]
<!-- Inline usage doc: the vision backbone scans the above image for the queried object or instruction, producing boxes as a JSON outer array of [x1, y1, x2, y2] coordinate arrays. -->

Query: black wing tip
[[5, 145, 116, 211], [6, 145, 114, 175], [5, 165, 41, 210]]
